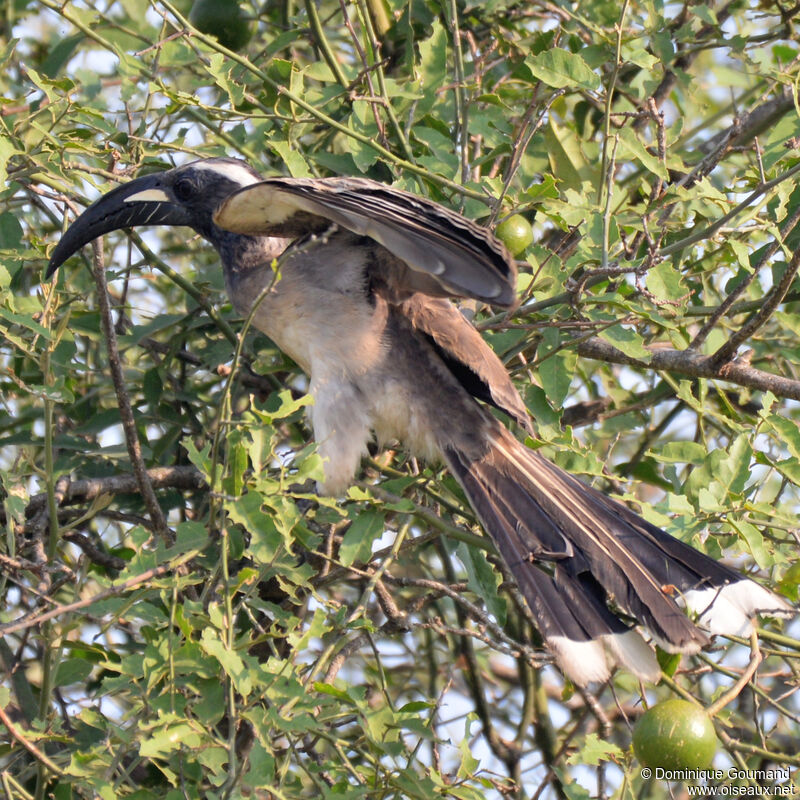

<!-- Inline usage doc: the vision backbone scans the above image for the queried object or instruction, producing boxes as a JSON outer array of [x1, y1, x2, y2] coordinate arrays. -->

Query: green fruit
[[495, 214, 533, 256], [633, 699, 717, 771], [189, 0, 254, 51]]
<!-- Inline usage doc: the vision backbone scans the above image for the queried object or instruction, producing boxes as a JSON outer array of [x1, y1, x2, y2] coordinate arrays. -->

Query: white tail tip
[[683, 580, 794, 638], [549, 629, 662, 685]]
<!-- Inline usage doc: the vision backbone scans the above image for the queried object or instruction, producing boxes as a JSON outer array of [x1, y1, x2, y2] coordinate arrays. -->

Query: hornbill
[[46, 158, 793, 685]]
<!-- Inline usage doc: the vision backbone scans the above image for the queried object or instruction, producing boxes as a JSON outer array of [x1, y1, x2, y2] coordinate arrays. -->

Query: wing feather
[[400, 295, 533, 433], [213, 176, 518, 307]]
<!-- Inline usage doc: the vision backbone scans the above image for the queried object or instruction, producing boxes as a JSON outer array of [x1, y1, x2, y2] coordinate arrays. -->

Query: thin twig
[[661, 160, 800, 257], [0, 703, 65, 777], [690, 201, 800, 350], [0, 563, 179, 637], [711, 247, 800, 364], [90, 241, 173, 545]]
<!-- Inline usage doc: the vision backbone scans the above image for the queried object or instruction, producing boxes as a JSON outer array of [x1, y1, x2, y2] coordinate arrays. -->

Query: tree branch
[[576, 337, 800, 400], [699, 86, 794, 154], [19, 466, 205, 521]]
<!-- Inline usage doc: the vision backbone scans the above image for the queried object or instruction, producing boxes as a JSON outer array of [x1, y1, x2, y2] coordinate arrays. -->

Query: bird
[[46, 157, 794, 686]]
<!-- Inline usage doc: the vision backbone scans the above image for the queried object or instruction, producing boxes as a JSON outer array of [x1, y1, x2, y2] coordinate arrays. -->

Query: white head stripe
[[190, 161, 261, 187]]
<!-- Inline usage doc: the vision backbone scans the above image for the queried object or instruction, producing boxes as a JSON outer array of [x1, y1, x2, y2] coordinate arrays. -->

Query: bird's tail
[[443, 425, 793, 685]]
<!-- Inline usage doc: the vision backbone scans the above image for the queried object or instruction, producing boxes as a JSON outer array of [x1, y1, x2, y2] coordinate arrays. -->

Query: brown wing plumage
[[213, 176, 518, 307], [397, 294, 533, 434]]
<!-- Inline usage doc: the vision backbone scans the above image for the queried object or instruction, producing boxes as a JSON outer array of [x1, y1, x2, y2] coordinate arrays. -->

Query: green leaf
[[54, 658, 93, 687], [525, 49, 601, 91], [457, 731, 480, 778], [398, 700, 435, 712], [646, 260, 687, 305], [621, 44, 659, 70], [205, 52, 245, 106], [0, 307, 52, 339], [729, 519, 771, 569], [139, 719, 203, 758], [728, 239, 753, 272], [618, 127, 668, 180], [229, 492, 285, 563], [693, 4, 719, 24], [271, 140, 312, 177], [656, 647, 682, 678], [770, 456, 800, 484], [222, 429, 248, 498], [598, 325, 651, 361], [255, 389, 313, 422], [777, 562, 800, 603], [313, 681, 354, 703], [542, 119, 591, 193], [183, 439, 213, 479], [200, 628, 253, 698], [762, 411, 800, 460], [652, 441, 707, 465], [565, 733, 623, 766], [456, 542, 506, 625], [243, 741, 276, 786], [415, 20, 448, 115], [537, 326, 577, 408], [339, 509, 385, 567], [0, 212, 23, 249], [41, 34, 84, 77], [171, 521, 210, 554], [142, 366, 162, 407], [686, 434, 753, 505]]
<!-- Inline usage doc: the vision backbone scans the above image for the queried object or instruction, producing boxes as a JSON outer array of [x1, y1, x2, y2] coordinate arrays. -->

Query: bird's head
[[46, 158, 262, 277]]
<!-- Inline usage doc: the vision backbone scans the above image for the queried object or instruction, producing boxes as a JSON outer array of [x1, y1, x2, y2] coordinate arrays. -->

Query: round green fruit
[[495, 214, 533, 256], [189, 0, 254, 51], [633, 699, 717, 772]]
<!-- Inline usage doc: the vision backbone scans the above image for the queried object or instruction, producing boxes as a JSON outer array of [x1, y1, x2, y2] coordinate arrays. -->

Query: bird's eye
[[173, 178, 195, 202]]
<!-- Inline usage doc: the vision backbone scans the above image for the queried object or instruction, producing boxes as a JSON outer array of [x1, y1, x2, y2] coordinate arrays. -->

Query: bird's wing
[[399, 295, 533, 433], [213, 176, 518, 307]]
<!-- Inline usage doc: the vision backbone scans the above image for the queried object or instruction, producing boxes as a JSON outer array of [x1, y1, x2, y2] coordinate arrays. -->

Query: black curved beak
[[46, 173, 192, 278]]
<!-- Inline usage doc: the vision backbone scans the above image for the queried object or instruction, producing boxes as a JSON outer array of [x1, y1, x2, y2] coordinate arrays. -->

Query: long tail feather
[[444, 426, 793, 684]]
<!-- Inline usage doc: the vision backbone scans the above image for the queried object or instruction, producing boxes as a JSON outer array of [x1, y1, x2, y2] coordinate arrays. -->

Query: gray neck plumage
[[208, 229, 293, 317], [212, 229, 291, 275]]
